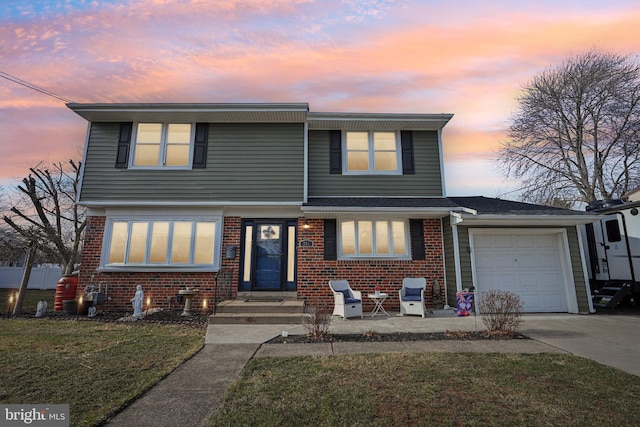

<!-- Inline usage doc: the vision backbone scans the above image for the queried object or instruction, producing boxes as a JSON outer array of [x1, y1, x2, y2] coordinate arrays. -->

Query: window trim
[[337, 219, 410, 260], [130, 122, 195, 169], [342, 130, 402, 175], [99, 213, 222, 272]]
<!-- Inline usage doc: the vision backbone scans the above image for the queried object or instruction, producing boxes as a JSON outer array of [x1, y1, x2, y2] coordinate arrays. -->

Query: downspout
[[450, 212, 464, 298]]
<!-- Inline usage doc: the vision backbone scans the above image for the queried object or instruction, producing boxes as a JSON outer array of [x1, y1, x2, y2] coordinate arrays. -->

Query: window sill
[[97, 265, 220, 273], [337, 256, 412, 261]]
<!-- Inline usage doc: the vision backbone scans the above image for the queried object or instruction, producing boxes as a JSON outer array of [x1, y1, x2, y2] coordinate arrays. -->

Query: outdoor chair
[[399, 277, 427, 318], [329, 280, 363, 320]]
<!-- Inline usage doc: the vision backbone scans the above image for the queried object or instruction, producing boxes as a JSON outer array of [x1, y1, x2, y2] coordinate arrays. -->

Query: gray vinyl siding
[[456, 225, 589, 313], [567, 226, 590, 313], [80, 122, 305, 203], [308, 130, 443, 197]]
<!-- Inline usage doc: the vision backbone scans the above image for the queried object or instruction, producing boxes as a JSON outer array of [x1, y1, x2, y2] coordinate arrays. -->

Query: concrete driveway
[[519, 314, 640, 377], [206, 311, 640, 377]]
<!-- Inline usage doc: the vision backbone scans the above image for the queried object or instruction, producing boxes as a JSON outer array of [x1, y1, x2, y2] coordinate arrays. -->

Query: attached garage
[[469, 229, 576, 313]]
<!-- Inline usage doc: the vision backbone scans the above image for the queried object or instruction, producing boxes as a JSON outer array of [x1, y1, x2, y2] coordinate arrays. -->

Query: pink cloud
[[1, 0, 640, 196]]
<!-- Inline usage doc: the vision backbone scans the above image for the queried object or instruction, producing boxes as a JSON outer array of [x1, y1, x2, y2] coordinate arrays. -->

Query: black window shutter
[[401, 131, 415, 174], [409, 219, 425, 260], [115, 122, 132, 169], [329, 130, 342, 174], [324, 219, 337, 260], [193, 123, 209, 169]]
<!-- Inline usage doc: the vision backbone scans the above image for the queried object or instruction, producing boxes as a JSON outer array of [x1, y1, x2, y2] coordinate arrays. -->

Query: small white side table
[[367, 293, 390, 318]]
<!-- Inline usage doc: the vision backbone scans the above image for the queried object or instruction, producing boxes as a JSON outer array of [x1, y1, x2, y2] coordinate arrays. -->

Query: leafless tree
[[3, 160, 86, 276], [499, 49, 640, 206]]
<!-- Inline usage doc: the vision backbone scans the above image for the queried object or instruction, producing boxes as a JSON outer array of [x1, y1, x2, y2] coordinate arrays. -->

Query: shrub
[[303, 298, 332, 341], [478, 289, 523, 333]]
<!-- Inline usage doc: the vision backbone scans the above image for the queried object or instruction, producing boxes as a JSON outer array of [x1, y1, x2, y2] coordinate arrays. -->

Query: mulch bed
[[267, 330, 529, 344], [4, 309, 209, 328]]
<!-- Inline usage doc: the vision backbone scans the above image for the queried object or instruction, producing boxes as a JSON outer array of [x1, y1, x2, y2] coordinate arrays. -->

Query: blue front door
[[239, 220, 297, 292], [254, 223, 283, 290]]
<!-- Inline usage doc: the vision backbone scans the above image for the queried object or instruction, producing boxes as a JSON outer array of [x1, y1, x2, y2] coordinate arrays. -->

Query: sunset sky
[[1, 0, 639, 198]]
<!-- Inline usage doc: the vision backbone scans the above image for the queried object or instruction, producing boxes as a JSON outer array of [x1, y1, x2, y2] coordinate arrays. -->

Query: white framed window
[[344, 131, 401, 174], [101, 215, 222, 271], [132, 123, 193, 168], [339, 219, 409, 258]]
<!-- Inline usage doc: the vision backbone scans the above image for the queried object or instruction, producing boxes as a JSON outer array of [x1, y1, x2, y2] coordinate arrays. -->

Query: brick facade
[[78, 215, 445, 315], [296, 218, 445, 313], [77, 216, 242, 313]]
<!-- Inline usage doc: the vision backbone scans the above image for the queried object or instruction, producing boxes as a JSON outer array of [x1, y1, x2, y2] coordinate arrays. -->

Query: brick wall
[[77, 216, 242, 312], [78, 215, 444, 315], [296, 218, 445, 313]]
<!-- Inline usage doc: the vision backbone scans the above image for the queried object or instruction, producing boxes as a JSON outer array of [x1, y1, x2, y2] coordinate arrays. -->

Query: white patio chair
[[399, 277, 427, 318], [329, 280, 363, 320]]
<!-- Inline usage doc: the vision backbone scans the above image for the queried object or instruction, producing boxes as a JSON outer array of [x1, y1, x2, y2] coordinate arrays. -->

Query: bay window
[[103, 216, 221, 270]]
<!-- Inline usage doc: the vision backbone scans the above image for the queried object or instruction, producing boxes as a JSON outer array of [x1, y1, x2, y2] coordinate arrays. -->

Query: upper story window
[[344, 131, 400, 174], [132, 123, 193, 167]]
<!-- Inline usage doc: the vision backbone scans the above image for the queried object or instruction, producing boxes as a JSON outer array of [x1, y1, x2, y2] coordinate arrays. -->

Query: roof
[[66, 103, 453, 131], [447, 196, 589, 216], [302, 196, 600, 225], [302, 197, 469, 218]]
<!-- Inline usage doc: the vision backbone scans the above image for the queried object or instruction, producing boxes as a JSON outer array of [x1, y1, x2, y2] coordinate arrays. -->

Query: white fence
[[0, 266, 62, 290]]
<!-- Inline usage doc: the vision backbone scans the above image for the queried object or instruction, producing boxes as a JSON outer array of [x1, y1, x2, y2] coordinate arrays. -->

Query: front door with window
[[240, 220, 297, 291]]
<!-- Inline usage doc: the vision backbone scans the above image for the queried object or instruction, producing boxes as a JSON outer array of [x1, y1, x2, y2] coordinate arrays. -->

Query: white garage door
[[472, 231, 568, 313]]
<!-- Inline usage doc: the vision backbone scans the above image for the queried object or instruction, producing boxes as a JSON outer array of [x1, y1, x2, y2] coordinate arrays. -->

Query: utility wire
[[0, 69, 74, 104]]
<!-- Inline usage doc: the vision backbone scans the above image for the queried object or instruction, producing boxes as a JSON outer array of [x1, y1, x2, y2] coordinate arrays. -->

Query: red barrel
[[54, 274, 79, 311]]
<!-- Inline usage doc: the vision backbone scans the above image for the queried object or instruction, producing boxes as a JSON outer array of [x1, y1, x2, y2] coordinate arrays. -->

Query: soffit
[[307, 112, 453, 131], [67, 103, 310, 123]]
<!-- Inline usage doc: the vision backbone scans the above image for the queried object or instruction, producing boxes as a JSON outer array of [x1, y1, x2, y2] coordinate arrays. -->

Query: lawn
[[0, 288, 56, 315], [0, 319, 204, 427], [209, 352, 640, 427]]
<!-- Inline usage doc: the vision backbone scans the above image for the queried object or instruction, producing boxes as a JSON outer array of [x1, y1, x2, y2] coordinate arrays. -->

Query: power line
[[0, 69, 74, 104]]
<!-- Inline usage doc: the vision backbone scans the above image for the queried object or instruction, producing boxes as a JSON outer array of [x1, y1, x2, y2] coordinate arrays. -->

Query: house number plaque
[[299, 239, 314, 247]]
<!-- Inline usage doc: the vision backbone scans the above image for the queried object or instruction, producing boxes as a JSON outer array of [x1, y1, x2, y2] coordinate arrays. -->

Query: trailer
[[582, 199, 640, 310]]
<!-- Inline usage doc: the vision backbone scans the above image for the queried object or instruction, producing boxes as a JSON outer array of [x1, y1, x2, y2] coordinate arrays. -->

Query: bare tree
[[499, 49, 640, 206], [3, 160, 86, 276]]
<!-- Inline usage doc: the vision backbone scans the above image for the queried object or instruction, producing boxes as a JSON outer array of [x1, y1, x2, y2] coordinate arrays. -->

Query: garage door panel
[[493, 235, 515, 248], [534, 234, 557, 248], [472, 231, 569, 313], [514, 234, 534, 248]]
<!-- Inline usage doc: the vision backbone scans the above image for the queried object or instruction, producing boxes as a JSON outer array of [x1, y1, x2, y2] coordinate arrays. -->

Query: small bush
[[303, 299, 332, 341], [478, 289, 523, 333]]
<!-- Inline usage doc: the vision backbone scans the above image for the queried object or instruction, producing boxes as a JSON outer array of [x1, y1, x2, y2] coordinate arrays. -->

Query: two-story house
[[68, 102, 598, 315]]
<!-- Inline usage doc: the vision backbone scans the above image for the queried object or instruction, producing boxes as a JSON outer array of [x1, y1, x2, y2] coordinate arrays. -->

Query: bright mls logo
[[1, 404, 69, 426]]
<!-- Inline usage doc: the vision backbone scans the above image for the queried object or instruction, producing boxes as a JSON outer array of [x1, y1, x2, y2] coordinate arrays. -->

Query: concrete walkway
[[105, 313, 640, 427]]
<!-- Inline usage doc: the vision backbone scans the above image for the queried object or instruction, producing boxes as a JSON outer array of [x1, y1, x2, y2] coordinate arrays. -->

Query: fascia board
[[456, 214, 603, 226], [79, 200, 303, 208]]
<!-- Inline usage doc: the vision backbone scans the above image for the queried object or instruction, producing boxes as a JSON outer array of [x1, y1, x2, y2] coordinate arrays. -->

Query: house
[[68, 102, 600, 314]]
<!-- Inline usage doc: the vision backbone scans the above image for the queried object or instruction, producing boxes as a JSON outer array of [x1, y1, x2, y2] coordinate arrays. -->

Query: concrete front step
[[236, 291, 298, 301], [210, 298, 307, 324], [215, 299, 305, 314], [209, 312, 308, 325]]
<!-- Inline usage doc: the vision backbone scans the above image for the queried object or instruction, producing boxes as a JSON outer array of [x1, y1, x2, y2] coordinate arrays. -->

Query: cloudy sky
[[1, 0, 639, 197]]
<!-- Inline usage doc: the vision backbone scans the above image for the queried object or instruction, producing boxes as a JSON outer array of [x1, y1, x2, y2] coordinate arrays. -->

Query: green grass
[[0, 288, 55, 314], [0, 319, 204, 427], [209, 352, 640, 427]]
